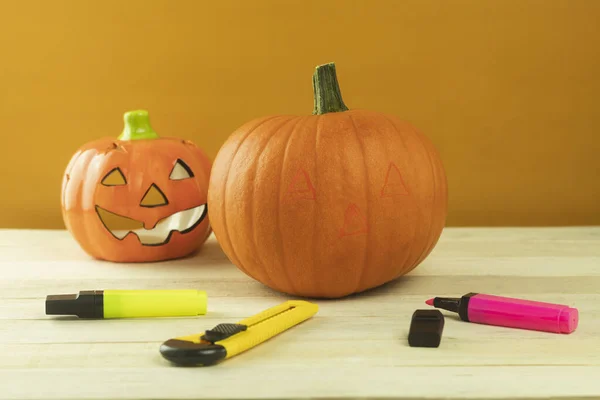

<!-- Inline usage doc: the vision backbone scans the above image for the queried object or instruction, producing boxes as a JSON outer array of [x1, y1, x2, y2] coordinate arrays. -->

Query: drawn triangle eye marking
[[381, 162, 409, 198], [287, 168, 316, 200], [339, 203, 368, 238]]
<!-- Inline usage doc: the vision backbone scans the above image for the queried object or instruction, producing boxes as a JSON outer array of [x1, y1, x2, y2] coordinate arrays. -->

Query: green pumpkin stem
[[118, 110, 160, 141], [312, 62, 349, 115]]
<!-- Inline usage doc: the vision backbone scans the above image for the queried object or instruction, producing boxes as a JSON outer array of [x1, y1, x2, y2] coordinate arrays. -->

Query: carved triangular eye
[[169, 159, 194, 180], [101, 167, 127, 186]]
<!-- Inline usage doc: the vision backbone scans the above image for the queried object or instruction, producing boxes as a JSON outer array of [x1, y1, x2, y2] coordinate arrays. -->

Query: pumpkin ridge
[[376, 115, 411, 284], [84, 151, 112, 261], [221, 115, 282, 279], [406, 126, 439, 269], [61, 150, 84, 214], [311, 114, 323, 296], [414, 132, 447, 268], [186, 147, 209, 190], [276, 116, 307, 295], [83, 149, 107, 259], [421, 155, 447, 262], [385, 115, 437, 273], [369, 114, 416, 283], [62, 151, 86, 251], [379, 114, 422, 281], [348, 114, 371, 294], [249, 116, 298, 289]]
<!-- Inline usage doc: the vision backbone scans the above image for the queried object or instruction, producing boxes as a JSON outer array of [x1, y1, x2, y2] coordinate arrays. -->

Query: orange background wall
[[1, 0, 599, 229]]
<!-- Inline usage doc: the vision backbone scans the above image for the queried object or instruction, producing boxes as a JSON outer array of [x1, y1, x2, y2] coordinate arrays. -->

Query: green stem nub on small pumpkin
[[312, 62, 349, 115], [118, 110, 160, 141]]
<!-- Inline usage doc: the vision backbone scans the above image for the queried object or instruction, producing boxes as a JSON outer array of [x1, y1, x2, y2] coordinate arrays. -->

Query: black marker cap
[[45, 290, 104, 318], [408, 309, 445, 348]]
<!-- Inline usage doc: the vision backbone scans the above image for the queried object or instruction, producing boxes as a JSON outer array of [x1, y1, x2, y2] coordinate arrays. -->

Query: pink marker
[[425, 293, 578, 334]]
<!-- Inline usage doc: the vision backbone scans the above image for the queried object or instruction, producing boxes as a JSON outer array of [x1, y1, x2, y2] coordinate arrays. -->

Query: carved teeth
[[96, 204, 207, 245]]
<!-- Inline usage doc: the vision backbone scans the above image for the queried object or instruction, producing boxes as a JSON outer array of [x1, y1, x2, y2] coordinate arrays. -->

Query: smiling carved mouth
[[95, 204, 207, 246]]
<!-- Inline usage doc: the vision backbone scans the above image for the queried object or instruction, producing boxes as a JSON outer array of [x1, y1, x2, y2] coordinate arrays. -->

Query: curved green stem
[[312, 62, 349, 115], [118, 110, 159, 141]]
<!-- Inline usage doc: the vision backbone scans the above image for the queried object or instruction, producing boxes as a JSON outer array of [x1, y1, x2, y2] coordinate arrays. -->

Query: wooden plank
[[1, 326, 599, 369], [1, 366, 600, 400]]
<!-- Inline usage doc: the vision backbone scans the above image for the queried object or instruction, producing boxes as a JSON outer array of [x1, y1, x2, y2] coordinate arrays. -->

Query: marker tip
[[425, 298, 434, 306]]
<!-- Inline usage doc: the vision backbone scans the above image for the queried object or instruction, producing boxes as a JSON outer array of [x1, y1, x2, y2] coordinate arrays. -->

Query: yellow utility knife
[[159, 300, 318, 366]]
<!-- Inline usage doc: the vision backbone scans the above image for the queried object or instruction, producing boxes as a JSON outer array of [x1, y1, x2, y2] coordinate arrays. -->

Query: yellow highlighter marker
[[159, 300, 318, 366], [45, 290, 207, 318]]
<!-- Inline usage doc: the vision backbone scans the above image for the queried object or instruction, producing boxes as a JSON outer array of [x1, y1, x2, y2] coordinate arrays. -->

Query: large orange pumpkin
[[208, 63, 448, 298], [62, 110, 212, 262]]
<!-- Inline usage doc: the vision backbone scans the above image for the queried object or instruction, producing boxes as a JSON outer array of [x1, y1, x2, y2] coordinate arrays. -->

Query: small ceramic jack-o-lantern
[[61, 110, 212, 262]]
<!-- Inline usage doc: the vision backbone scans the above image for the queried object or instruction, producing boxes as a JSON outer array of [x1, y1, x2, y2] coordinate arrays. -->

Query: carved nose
[[140, 183, 168, 207]]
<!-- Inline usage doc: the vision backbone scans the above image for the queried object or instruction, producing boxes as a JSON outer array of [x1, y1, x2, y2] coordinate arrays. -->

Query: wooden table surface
[[0, 227, 599, 400]]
